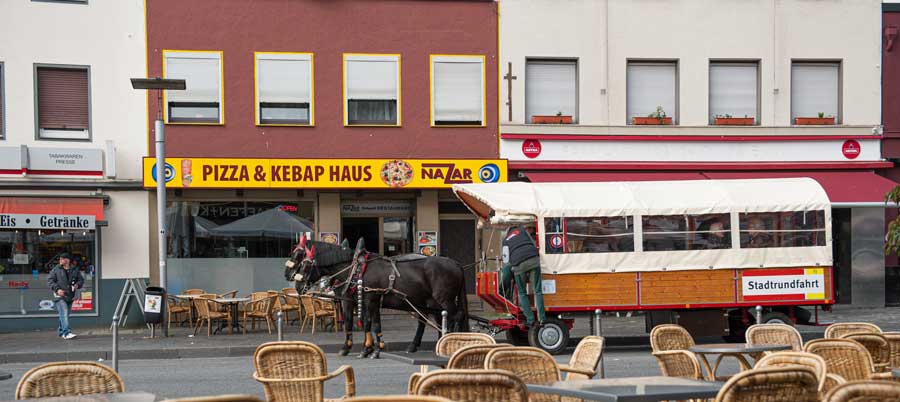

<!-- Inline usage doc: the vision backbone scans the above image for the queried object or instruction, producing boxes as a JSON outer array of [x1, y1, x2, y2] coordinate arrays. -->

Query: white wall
[[0, 0, 147, 180], [500, 0, 881, 128]]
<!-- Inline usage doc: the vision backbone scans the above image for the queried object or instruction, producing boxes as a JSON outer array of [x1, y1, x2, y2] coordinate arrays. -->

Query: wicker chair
[[558, 335, 603, 380], [344, 397, 453, 402], [162, 395, 264, 402], [194, 294, 231, 336], [823, 380, 900, 402], [167, 295, 191, 328], [408, 344, 508, 394], [300, 295, 338, 334], [885, 332, 900, 368], [650, 324, 694, 352], [754, 352, 827, 392], [313, 297, 339, 332], [652, 350, 703, 380], [413, 369, 529, 402], [746, 324, 803, 352], [713, 365, 819, 402], [253, 341, 355, 402], [281, 288, 301, 323], [840, 333, 892, 373], [218, 289, 239, 298], [485, 346, 561, 402], [435, 332, 496, 357], [822, 374, 848, 397], [825, 323, 882, 339], [15, 361, 125, 399], [243, 292, 276, 334], [184, 289, 205, 295], [805, 338, 894, 382]]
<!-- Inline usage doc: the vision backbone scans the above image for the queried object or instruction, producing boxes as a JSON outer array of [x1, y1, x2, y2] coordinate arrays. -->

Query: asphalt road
[[0, 349, 741, 400]]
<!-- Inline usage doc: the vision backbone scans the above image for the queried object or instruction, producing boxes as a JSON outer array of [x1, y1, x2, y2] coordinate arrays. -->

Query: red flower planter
[[531, 115, 573, 124], [794, 117, 835, 125], [714, 117, 754, 126], [633, 117, 673, 125]]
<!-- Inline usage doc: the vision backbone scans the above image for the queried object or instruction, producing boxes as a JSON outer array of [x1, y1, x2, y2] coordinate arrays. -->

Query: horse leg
[[371, 298, 384, 359], [407, 319, 425, 353], [358, 304, 374, 359], [339, 299, 354, 357]]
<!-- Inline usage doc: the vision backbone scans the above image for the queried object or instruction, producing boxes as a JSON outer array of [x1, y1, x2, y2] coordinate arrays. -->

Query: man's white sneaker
[[63, 333, 76, 340]]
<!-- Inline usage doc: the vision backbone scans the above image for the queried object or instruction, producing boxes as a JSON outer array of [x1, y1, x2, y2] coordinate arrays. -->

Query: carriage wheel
[[506, 326, 530, 346], [528, 318, 569, 355]]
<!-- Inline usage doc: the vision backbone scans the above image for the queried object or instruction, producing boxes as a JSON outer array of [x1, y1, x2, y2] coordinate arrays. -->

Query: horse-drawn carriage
[[452, 178, 835, 354]]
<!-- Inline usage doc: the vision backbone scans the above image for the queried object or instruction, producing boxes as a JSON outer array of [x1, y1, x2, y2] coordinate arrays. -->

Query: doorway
[[832, 208, 851, 304], [342, 217, 379, 253], [440, 219, 477, 293]]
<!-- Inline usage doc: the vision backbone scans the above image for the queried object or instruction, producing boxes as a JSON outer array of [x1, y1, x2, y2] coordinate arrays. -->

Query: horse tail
[[457, 262, 470, 332]]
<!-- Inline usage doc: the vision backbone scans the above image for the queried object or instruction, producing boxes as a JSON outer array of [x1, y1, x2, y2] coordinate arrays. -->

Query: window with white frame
[[526, 60, 577, 124], [626, 61, 677, 124], [164, 51, 223, 124], [709, 62, 758, 124], [35, 65, 91, 140], [431, 55, 485, 126], [344, 54, 400, 126], [791, 62, 840, 124], [256, 53, 313, 125]]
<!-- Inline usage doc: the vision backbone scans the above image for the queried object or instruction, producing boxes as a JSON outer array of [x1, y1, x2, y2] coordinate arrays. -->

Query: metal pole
[[441, 310, 448, 337], [277, 311, 283, 341], [594, 309, 604, 378], [111, 314, 119, 372], [155, 117, 168, 338], [755, 305, 763, 324]]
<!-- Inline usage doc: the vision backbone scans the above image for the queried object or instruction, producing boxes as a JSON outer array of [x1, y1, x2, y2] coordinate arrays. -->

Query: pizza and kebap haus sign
[[143, 158, 507, 188]]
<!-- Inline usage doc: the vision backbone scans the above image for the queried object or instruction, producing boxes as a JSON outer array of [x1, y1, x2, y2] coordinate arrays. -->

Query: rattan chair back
[[825, 323, 882, 339], [253, 341, 356, 402], [840, 333, 891, 372], [414, 369, 529, 402], [754, 352, 827, 391], [805, 338, 876, 382], [652, 350, 703, 380], [650, 324, 695, 352], [217, 290, 238, 298], [185, 289, 205, 295], [15, 361, 125, 399], [564, 336, 604, 380], [435, 332, 496, 357], [162, 395, 264, 402], [447, 344, 508, 369], [884, 332, 900, 368], [746, 324, 804, 351], [823, 380, 900, 402], [713, 365, 819, 402], [194, 294, 215, 317], [485, 346, 560, 401], [344, 396, 454, 402]]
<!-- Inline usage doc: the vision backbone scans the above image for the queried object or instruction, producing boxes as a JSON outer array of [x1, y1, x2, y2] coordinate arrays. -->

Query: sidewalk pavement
[[1, 305, 898, 364]]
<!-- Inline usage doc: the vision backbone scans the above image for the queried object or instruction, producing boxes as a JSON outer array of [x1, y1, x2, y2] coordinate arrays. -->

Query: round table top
[[216, 297, 251, 303], [174, 294, 202, 299], [0, 370, 13, 381], [893, 368, 900, 378], [689, 343, 792, 354]]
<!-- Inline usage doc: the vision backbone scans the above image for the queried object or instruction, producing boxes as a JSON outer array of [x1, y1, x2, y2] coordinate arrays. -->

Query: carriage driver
[[502, 225, 546, 327]]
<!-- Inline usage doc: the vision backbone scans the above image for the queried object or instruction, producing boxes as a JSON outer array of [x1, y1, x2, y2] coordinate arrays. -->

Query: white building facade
[[500, 0, 894, 307], [0, 0, 149, 330]]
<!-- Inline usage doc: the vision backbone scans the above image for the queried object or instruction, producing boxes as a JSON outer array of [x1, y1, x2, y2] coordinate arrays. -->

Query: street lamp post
[[130, 77, 185, 337]]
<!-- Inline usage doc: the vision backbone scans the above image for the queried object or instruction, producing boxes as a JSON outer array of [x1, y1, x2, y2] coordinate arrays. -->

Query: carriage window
[[739, 210, 826, 249], [642, 213, 731, 252], [544, 217, 634, 254]]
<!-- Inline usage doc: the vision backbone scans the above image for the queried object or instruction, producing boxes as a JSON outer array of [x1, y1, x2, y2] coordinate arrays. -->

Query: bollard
[[755, 305, 763, 324], [357, 280, 364, 330], [594, 309, 604, 378], [277, 311, 284, 341], [111, 314, 119, 373], [441, 310, 448, 337]]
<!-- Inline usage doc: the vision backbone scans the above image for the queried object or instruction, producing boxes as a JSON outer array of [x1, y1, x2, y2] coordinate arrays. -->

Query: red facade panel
[[147, 0, 498, 159], [884, 12, 900, 157]]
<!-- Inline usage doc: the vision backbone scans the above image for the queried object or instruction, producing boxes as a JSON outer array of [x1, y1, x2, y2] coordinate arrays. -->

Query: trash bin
[[143, 286, 166, 324]]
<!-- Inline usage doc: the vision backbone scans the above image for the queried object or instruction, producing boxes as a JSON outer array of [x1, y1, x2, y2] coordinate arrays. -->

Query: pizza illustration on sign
[[380, 160, 414, 188]]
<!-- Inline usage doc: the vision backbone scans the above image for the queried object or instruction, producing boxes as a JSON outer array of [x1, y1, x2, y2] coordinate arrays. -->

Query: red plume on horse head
[[306, 245, 316, 260], [292, 234, 307, 253]]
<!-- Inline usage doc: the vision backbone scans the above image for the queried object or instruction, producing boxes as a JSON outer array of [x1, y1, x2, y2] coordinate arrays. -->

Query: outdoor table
[[526, 376, 724, 402], [174, 294, 203, 326], [0, 370, 12, 381], [213, 297, 250, 334], [689, 343, 791, 380], [5, 391, 158, 402], [381, 351, 450, 373], [893, 368, 900, 378]]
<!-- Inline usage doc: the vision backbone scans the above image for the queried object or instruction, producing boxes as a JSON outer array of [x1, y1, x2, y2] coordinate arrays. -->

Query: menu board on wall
[[417, 231, 438, 256]]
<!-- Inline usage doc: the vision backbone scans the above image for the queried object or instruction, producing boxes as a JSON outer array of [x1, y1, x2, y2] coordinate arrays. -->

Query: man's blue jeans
[[56, 299, 72, 336]]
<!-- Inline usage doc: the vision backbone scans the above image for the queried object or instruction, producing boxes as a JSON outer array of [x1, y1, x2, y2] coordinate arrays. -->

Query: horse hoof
[[339, 349, 349, 357], [370, 351, 380, 359], [406, 345, 418, 353]]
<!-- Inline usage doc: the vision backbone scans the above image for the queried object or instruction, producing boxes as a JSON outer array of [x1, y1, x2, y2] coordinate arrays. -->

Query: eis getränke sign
[[0, 214, 96, 230]]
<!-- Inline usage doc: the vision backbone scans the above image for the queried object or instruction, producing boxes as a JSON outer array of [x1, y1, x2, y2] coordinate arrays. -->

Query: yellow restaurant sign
[[143, 158, 507, 189]]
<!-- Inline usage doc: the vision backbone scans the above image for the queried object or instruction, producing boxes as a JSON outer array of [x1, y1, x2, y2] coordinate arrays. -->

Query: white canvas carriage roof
[[453, 178, 830, 223]]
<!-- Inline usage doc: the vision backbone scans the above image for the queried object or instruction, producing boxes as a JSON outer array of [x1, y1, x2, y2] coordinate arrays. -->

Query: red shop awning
[[525, 171, 707, 182], [0, 197, 104, 220]]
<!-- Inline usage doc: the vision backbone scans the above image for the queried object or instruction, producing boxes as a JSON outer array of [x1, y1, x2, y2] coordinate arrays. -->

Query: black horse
[[284, 238, 469, 358]]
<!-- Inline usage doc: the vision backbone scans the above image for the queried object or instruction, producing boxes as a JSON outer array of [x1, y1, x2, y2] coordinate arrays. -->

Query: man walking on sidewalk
[[47, 253, 84, 339]]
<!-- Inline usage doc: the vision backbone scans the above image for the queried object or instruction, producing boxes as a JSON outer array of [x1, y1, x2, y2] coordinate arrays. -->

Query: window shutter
[[433, 60, 483, 123], [0, 65, 4, 136], [258, 58, 310, 104], [626, 63, 676, 123], [166, 56, 220, 103], [791, 63, 839, 120], [709, 63, 758, 123], [526, 61, 577, 122], [346, 59, 397, 100], [37, 67, 89, 130]]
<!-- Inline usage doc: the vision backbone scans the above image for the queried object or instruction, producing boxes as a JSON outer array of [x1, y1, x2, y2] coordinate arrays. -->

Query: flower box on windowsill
[[714, 117, 755, 126], [794, 117, 835, 125], [633, 117, 673, 125], [531, 115, 574, 124]]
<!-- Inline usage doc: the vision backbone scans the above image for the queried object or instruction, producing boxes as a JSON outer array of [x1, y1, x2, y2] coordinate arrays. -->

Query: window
[[739, 211, 826, 249], [255, 52, 313, 126], [430, 55, 485, 126], [791, 62, 840, 124], [627, 61, 677, 125], [0, 63, 4, 139], [526, 60, 577, 124], [344, 54, 400, 126], [31, 0, 87, 3], [35, 65, 90, 140], [709, 62, 758, 124], [544, 217, 634, 254], [163, 50, 223, 124], [642, 213, 731, 252]]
